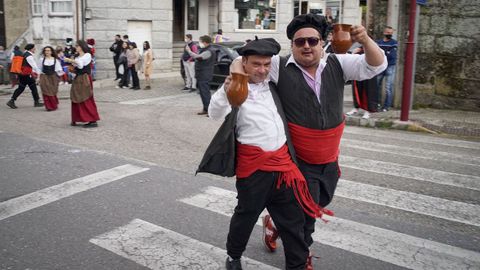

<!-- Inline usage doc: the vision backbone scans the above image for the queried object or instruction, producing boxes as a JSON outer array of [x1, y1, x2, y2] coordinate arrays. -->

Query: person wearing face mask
[[376, 26, 398, 112], [226, 14, 387, 269], [182, 34, 198, 92], [185, 35, 216, 115]]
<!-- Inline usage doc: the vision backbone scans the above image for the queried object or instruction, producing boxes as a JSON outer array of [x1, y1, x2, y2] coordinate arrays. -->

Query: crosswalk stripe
[[341, 138, 480, 166], [345, 126, 480, 150], [89, 218, 279, 270], [179, 186, 480, 270], [340, 155, 480, 191], [0, 164, 149, 221], [119, 94, 191, 105], [337, 179, 480, 227]]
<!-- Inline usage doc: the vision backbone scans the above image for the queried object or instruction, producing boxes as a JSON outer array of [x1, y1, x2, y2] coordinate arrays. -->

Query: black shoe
[[182, 87, 189, 90], [34, 101, 44, 107], [189, 88, 197, 92], [225, 257, 242, 270], [83, 122, 98, 128], [114, 78, 120, 81], [71, 122, 77, 126], [6, 99, 17, 109], [129, 87, 135, 89], [133, 87, 141, 90]]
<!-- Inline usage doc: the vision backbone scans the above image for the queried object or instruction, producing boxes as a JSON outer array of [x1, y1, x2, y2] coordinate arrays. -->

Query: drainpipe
[[400, 0, 418, 121]]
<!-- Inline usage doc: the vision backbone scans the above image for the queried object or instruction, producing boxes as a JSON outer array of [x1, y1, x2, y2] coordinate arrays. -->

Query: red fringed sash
[[236, 143, 333, 220], [288, 121, 345, 165]]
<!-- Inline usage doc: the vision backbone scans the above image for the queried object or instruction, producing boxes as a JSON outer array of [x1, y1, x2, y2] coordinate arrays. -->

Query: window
[[32, 0, 42, 16], [187, 0, 199, 30], [49, 0, 72, 15], [235, 0, 277, 30]]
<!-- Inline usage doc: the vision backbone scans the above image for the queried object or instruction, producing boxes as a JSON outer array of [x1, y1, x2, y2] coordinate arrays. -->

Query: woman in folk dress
[[39, 46, 64, 111], [65, 40, 100, 128], [142, 41, 153, 90]]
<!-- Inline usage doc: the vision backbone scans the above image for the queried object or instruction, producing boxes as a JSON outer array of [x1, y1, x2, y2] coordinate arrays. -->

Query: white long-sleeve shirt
[[73, 53, 92, 69], [39, 57, 64, 76], [209, 80, 286, 152]]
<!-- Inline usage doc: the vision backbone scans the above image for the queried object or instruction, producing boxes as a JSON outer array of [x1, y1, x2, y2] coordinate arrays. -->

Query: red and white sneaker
[[305, 254, 313, 270], [262, 214, 279, 252]]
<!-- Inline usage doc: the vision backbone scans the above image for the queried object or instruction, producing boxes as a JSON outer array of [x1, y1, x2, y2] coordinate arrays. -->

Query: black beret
[[286, 14, 328, 40], [24, 43, 35, 50], [237, 36, 281, 57]]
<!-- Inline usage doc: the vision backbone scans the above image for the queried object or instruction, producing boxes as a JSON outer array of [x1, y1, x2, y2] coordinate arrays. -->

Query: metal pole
[[400, 0, 417, 121]]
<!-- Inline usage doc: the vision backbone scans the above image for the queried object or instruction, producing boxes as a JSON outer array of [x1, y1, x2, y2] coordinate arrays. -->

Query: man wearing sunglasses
[[227, 14, 387, 269]]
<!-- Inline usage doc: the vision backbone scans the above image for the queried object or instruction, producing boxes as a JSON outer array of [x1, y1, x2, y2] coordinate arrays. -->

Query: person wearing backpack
[[6, 43, 43, 109]]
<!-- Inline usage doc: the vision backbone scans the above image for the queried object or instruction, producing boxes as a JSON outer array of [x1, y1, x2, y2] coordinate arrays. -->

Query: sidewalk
[[343, 86, 480, 139], [1, 75, 479, 139]]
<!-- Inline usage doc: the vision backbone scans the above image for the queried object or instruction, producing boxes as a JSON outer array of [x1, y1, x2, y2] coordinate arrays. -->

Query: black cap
[[286, 14, 328, 40], [237, 36, 281, 57]]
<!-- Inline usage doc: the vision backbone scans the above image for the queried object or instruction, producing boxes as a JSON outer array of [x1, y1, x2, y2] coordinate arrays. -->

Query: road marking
[[119, 94, 191, 105], [345, 126, 480, 150], [337, 179, 480, 227], [90, 218, 279, 270], [180, 186, 480, 270], [340, 155, 480, 191], [341, 138, 480, 166], [0, 164, 149, 221]]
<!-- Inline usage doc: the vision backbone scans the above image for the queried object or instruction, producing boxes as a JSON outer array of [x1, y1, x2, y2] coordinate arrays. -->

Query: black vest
[[42, 58, 57, 75], [182, 42, 195, 61], [277, 54, 345, 130], [75, 60, 91, 75], [195, 45, 216, 81], [22, 51, 33, 68]]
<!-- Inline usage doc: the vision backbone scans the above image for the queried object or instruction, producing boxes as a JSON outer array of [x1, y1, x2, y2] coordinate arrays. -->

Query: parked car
[[180, 41, 244, 89]]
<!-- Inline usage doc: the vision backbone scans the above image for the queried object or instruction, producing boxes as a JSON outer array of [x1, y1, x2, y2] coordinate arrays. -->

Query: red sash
[[236, 143, 333, 220], [288, 121, 345, 164]]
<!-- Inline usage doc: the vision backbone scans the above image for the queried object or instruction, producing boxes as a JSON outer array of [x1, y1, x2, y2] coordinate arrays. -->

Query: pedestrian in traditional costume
[[39, 46, 64, 111], [228, 14, 387, 269], [6, 43, 43, 109], [65, 40, 100, 128], [199, 37, 330, 270], [142, 41, 153, 90]]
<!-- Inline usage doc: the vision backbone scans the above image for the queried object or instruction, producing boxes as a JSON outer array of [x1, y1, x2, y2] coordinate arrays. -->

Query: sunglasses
[[293, 37, 320, 47]]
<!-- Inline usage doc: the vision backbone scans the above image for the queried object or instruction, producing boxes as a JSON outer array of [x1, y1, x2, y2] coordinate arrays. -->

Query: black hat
[[286, 14, 328, 40], [237, 36, 280, 57], [24, 43, 35, 50]]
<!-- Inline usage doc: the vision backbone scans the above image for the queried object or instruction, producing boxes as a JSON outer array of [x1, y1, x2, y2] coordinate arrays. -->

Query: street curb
[[345, 115, 439, 134]]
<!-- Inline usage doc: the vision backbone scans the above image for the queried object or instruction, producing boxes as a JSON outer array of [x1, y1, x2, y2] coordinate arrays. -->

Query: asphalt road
[[0, 80, 479, 270]]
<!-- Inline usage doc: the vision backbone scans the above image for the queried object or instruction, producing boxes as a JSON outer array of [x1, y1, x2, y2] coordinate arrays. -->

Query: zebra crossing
[[1, 128, 479, 269], [88, 128, 480, 270]]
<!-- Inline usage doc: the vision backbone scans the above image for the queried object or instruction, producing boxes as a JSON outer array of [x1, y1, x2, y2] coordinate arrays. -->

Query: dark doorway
[[173, 0, 185, 41], [0, 0, 5, 47]]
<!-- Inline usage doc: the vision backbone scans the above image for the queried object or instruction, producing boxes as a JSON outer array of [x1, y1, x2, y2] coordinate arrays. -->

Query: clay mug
[[331, 24, 353, 54], [227, 72, 249, 107]]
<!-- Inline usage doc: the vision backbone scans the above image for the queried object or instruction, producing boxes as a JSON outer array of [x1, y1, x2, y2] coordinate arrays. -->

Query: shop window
[[49, 0, 72, 15], [235, 0, 277, 30], [187, 0, 199, 30]]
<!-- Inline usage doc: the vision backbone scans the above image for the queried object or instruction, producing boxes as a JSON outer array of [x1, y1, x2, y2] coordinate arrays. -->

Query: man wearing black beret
[[205, 37, 323, 270], [227, 14, 387, 269]]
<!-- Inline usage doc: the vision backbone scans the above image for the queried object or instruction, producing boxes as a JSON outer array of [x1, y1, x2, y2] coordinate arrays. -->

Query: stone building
[[368, 0, 480, 112]]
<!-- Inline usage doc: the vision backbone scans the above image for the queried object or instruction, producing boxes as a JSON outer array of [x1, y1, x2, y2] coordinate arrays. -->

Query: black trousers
[[197, 80, 211, 112], [297, 159, 340, 247], [11, 75, 40, 102], [119, 63, 129, 87], [113, 55, 121, 79], [129, 65, 139, 88], [226, 171, 309, 270]]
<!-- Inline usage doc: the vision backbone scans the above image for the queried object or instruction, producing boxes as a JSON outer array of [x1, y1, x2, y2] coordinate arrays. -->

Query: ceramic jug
[[331, 24, 353, 54], [227, 72, 249, 107]]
